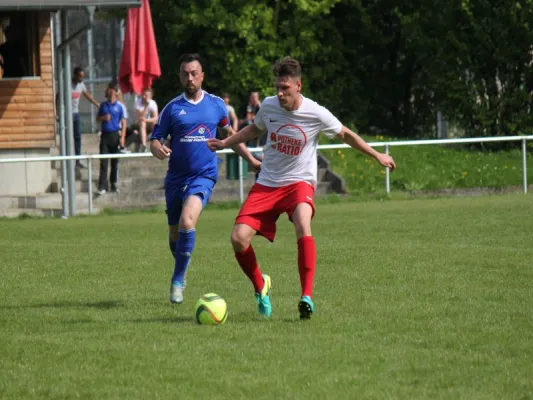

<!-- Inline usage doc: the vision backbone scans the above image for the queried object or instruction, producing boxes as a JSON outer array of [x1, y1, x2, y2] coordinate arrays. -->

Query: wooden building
[[0, 11, 55, 150], [0, 0, 139, 196]]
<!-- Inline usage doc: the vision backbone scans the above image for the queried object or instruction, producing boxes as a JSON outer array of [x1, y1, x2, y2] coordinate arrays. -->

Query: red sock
[[235, 245, 264, 293], [298, 236, 316, 297]]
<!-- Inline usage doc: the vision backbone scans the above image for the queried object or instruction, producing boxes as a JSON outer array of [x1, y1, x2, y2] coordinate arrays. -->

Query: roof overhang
[[0, 0, 141, 11]]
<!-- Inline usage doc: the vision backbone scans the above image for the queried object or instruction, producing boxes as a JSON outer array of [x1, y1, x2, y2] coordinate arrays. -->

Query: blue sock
[[169, 234, 176, 259], [171, 228, 196, 286]]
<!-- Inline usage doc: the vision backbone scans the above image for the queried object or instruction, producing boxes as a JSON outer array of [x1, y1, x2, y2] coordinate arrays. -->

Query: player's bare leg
[[292, 202, 316, 320], [170, 195, 203, 304], [232, 224, 272, 317]]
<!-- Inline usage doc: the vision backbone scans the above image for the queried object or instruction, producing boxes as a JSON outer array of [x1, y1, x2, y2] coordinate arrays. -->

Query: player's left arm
[[337, 126, 396, 171], [150, 105, 172, 160], [222, 126, 261, 170]]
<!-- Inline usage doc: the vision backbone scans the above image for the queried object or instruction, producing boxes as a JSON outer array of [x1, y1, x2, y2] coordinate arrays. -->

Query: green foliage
[[150, 0, 342, 113], [148, 0, 533, 137], [321, 135, 531, 194]]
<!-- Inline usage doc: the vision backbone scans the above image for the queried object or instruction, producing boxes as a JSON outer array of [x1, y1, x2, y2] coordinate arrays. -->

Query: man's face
[[180, 61, 204, 96], [222, 96, 230, 105], [142, 90, 152, 102], [249, 92, 260, 105], [275, 76, 301, 111], [75, 71, 85, 83]]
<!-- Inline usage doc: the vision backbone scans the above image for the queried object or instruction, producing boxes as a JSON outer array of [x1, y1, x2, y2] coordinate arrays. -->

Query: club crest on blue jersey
[[151, 91, 229, 181], [180, 124, 214, 143]]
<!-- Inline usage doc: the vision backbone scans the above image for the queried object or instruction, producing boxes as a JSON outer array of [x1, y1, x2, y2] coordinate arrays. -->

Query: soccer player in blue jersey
[[150, 54, 261, 304]]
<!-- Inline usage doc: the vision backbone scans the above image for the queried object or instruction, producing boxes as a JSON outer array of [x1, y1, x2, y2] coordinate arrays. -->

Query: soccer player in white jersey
[[208, 57, 396, 320]]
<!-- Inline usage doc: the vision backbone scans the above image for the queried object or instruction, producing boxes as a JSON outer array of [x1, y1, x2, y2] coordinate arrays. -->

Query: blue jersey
[[98, 100, 124, 133], [151, 91, 229, 182]]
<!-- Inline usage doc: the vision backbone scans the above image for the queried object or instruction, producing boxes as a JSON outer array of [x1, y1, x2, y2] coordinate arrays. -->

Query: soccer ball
[[195, 293, 228, 325]]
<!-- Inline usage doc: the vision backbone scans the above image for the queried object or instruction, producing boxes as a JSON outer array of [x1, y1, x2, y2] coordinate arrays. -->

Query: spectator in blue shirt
[[96, 82, 126, 194]]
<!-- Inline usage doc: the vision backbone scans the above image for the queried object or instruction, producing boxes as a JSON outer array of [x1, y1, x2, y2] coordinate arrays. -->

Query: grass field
[[1, 195, 532, 399], [321, 135, 533, 194]]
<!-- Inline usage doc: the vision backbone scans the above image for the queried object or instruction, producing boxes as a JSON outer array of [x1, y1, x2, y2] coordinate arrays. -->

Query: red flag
[[119, 0, 161, 94]]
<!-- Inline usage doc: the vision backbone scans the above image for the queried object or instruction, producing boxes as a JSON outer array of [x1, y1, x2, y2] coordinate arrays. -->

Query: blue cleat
[[254, 274, 272, 317], [298, 296, 314, 320]]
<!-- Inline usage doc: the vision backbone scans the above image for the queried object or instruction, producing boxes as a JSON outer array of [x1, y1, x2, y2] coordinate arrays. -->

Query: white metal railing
[[0, 135, 530, 217]]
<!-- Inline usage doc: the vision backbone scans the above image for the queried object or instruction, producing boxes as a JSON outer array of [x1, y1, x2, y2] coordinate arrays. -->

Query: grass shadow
[[281, 317, 306, 323], [0, 300, 123, 310], [126, 316, 195, 324]]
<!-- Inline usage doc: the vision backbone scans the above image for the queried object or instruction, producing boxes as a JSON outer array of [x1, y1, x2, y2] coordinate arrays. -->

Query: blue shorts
[[165, 176, 216, 226]]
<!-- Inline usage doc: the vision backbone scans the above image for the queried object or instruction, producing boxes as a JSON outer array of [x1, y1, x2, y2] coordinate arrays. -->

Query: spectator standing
[[244, 91, 261, 127], [71, 66, 100, 168], [135, 88, 159, 152], [222, 92, 239, 132], [113, 88, 133, 154], [96, 82, 126, 195], [244, 91, 266, 169]]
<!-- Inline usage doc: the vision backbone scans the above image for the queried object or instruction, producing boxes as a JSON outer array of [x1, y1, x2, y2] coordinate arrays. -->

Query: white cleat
[[170, 283, 184, 304]]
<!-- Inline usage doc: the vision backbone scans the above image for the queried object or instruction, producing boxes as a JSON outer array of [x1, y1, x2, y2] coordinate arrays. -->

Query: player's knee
[[231, 229, 251, 252], [179, 214, 196, 230], [294, 222, 312, 239]]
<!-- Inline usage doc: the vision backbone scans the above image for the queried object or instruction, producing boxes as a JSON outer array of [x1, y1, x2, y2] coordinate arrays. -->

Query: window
[[0, 12, 40, 79]]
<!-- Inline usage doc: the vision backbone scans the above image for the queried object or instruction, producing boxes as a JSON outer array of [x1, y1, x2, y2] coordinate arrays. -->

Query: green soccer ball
[[195, 293, 228, 325]]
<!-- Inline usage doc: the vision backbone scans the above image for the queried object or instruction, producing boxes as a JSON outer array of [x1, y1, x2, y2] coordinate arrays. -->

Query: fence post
[[238, 154, 244, 203], [87, 28, 96, 134], [61, 12, 77, 217], [385, 144, 391, 194], [522, 138, 528, 194], [54, 13, 68, 219], [88, 157, 93, 214]]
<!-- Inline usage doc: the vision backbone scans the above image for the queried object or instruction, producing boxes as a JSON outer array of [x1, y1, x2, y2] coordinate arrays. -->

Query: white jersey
[[254, 95, 342, 188], [71, 82, 86, 114]]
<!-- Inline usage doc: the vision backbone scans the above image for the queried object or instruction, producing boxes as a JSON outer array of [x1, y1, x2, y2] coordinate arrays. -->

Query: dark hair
[[107, 81, 119, 91], [106, 81, 119, 98], [142, 87, 153, 94], [179, 53, 203, 69], [73, 66, 84, 75], [221, 92, 230, 98], [273, 57, 301, 78]]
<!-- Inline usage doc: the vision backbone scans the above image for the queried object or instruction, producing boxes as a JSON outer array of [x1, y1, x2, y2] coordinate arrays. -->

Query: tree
[[146, 0, 533, 137], [150, 0, 341, 115]]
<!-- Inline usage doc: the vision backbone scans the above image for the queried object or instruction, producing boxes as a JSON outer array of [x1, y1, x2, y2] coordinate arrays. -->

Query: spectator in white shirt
[[135, 87, 159, 152], [71, 66, 99, 168]]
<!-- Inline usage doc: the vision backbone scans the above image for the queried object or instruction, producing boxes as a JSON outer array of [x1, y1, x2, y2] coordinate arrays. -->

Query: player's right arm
[[150, 103, 172, 160], [207, 124, 265, 151]]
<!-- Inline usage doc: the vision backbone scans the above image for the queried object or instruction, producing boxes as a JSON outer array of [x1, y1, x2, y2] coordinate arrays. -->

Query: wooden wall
[[0, 12, 55, 149]]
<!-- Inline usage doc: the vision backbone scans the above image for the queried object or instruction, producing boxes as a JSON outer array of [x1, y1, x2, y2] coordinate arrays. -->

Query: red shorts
[[235, 182, 315, 242]]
